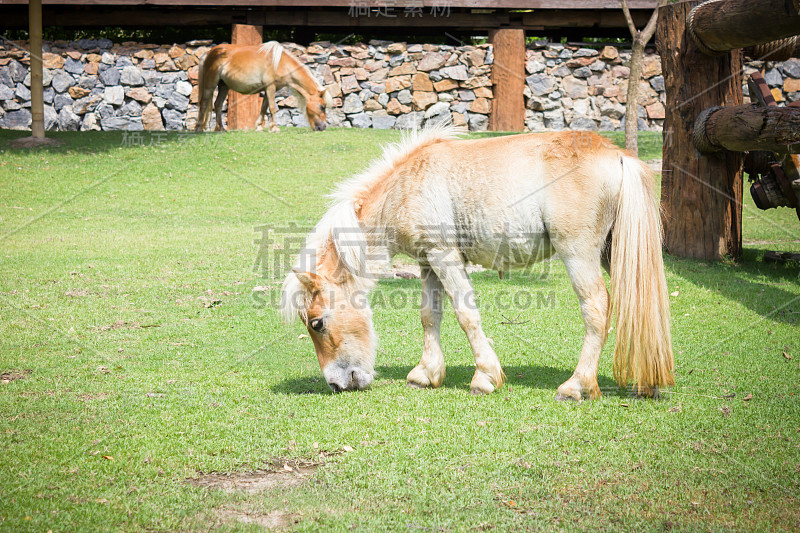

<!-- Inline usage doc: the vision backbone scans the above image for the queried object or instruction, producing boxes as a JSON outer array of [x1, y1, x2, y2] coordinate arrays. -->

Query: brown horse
[[195, 41, 332, 132], [281, 126, 674, 399]]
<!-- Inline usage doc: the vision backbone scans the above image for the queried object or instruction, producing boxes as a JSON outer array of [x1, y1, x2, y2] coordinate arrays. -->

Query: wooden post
[[29, 0, 44, 139], [227, 24, 262, 130], [656, 1, 744, 261], [687, 0, 800, 54], [488, 28, 525, 132], [694, 106, 800, 154]]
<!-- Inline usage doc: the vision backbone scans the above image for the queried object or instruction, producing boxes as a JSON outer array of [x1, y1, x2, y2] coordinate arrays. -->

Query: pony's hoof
[[406, 365, 443, 389], [556, 382, 582, 402], [269, 125, 280, 133], [555, 391, 581, 402], [469, 372, 496, 395]]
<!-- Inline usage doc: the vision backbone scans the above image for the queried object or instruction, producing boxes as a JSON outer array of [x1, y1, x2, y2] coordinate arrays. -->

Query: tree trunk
[[624, 39, 645, 155], [657, 1, 744, 261]]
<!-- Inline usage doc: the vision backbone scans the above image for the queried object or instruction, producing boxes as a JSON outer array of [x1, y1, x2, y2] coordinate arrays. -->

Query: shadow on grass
[[667, 250, 800, 327], [0, 130, 233, 154], [271, 364, 621, 397]]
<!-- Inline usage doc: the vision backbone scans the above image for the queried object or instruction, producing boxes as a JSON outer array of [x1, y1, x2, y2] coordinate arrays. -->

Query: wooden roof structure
[[2, 0, 659, 38]]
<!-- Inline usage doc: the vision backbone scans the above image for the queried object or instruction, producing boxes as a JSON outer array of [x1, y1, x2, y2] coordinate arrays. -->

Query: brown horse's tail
[[610, 155, 674, 396], [195, 51, 208, 131]]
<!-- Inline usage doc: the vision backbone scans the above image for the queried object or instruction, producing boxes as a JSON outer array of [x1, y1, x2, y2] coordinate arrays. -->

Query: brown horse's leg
[[213, 82, 229, 132], [407, 265, 446, 389], [195, 74, 215, 132], [255, 91, 269, 132], [265, 85, 280, 133]]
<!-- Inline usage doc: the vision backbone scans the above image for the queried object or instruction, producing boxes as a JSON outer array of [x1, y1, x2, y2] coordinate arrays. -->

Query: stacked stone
[[2, 37, 799, 132], [0, 38, 207, 131], [523, 43, 665, 132], [275, 40, 494, 131]]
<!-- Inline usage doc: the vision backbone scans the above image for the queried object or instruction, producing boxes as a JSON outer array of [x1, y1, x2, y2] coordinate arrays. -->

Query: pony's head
[[303, 88, 333, 132], [281, 266, 377, 392]]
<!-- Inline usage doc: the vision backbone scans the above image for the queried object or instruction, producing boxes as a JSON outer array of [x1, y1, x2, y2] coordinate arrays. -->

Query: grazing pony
[[281, 126, 674, 400], [195, 41, 332, 132]]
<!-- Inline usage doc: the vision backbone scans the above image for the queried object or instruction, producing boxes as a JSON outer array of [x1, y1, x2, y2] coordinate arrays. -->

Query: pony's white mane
[[280, 123, 464, 323], [258, 41, 285, 71], [259, 40, 329, 99]]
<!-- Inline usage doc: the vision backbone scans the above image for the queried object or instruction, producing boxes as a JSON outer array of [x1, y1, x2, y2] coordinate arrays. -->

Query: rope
[[748, 36, 800, 61], [692, 106, 723, 153], [686, 0, 729, 57]]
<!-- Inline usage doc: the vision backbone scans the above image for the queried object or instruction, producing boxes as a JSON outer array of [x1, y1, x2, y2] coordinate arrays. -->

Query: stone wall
[[1, 38, 798, 132]]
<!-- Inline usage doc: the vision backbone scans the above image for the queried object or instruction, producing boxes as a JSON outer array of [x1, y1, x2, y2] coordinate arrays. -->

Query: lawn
[[0, 127, 798, 532]]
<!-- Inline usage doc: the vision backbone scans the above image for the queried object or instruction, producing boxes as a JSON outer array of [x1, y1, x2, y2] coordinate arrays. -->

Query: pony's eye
[[309, 318, 325, 332]]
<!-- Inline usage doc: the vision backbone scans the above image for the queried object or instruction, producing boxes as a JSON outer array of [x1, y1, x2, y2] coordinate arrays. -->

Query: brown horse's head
[[281, 268, 376, 392], [304, 89, 333, 132]]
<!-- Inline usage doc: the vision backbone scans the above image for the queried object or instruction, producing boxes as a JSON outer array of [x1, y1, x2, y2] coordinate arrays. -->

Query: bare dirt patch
[[216, 508, 298, 530], [97, 320, 161, 331], [188, 459, 319, 494], [1, 370, 30, 384], [190, 459, 318, 530]]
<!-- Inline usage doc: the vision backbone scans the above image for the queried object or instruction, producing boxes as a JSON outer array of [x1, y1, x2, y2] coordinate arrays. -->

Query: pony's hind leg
[[556, 253, 610, 401], [427, 249, 505, 395], [407, 265, 446, 389], [213, 82, 229, 132]]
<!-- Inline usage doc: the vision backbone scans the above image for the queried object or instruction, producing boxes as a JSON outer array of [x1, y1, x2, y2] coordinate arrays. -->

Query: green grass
[[0, 128, 798, 532]]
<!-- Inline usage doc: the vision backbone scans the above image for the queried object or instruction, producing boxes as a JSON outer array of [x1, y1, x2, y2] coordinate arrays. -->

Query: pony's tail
[[610, 155, 674, 396]]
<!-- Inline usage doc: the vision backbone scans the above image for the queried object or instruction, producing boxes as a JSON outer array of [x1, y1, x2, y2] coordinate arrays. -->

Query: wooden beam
[[688, 0, 800, 55], [488, 28, 525, 132], [1, 0, 661, 8], [226, 24, 262, 131], [694, 105, 800, 154], [657, 1, 744, 261], [1, 6, 660, 30]]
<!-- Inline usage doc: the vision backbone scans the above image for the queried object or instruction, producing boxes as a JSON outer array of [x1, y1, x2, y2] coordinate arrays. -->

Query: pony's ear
[[321, 88, 333, 108], [292, 269, 322, 291]]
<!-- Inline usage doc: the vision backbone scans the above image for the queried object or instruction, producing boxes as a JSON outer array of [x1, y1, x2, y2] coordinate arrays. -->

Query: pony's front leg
[[255, 92, 269, 132], [265, 85, 280, 133], [555, 255, 609, 401], [407, 265, 446, 389], [428, 249, 505, 395]]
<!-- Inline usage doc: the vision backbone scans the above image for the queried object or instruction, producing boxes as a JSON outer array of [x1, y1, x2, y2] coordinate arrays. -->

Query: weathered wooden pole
[[657, 1, 744, 260], [227, 24, 262, 130], [687, 0, 800, 55], [694, 105, 800, 154], [29, 0, 45, 139], [488, 28, 525, 132]]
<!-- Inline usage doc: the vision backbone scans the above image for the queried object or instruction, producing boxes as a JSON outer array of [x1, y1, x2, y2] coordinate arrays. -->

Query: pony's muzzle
[[325, 366, 373, 392], [312, 121, 327, 132]]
